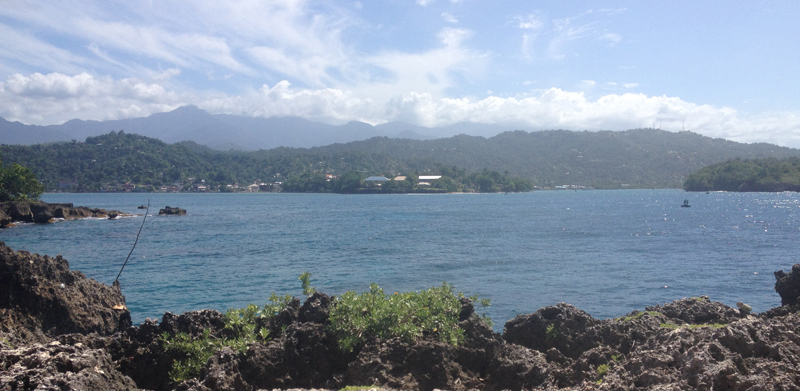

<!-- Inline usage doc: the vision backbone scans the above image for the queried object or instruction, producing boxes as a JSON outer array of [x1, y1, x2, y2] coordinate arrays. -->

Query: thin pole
[[115, 200, 149, 283]]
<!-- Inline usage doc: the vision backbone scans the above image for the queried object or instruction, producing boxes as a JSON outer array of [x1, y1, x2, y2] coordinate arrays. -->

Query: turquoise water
[[2, 190, 798, 329]]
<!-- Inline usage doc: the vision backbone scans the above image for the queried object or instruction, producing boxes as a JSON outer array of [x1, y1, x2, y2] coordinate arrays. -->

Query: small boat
[[681, 199, 691, 208], [137, 205, 147, 209]]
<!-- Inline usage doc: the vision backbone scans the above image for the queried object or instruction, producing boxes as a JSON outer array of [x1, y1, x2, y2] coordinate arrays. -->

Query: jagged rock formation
[[159, 206, 187, 215], [0, 201, 127, 227], [1, 245, 800, 390], [0, 243, 132, 346], [774, 263, 800, 306], [0, 340, 139, 391]]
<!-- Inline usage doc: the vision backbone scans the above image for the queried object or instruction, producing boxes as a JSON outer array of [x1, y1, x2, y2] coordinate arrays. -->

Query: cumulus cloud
[[441, 12, 459, 24], [0, 72, 182, 124], [3, 72, 800, 148]]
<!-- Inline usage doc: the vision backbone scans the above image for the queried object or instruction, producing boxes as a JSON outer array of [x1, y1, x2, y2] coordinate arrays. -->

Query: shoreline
[[2, 242, 800, 390]]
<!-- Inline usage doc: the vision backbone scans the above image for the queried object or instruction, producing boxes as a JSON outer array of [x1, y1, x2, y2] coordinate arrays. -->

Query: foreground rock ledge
[[2, 244, 800, 390]]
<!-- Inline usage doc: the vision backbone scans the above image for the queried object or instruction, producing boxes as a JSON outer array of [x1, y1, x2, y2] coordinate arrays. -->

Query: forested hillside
[[299, 129, 800, 188], [0, 132, 406, 192], [2, 129, 798, 192], [684, 157, 800, 192]]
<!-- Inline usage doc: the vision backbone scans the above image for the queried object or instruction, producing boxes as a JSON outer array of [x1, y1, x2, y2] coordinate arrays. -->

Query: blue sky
[[1, 0, 799, 146]]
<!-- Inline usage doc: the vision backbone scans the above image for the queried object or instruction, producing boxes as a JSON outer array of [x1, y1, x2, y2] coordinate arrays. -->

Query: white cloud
[[600, 32, 622, 46], [441, 12, 459, 24], [0, 23, 89, 75], [623, 83, 639, 88], [0, 72, 181, 124], [417, 0, 434, 6], [4, 72, 800, 148], [515, 14, 543, 30], [356, 28, 486, 101]]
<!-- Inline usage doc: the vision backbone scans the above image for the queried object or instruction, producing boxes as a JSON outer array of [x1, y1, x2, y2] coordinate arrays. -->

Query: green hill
[[2, 129, 799, 192], [683, 157, 800, 192]]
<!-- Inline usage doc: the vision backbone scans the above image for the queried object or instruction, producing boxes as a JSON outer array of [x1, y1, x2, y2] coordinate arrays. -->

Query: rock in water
[[0, 242, 132, 346], [158, 206, 187, 215], [774, 264, 800, 306]]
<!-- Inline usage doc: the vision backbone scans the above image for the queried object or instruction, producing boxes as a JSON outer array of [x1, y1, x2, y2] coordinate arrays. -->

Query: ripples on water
[[2, 190, 797, 330]]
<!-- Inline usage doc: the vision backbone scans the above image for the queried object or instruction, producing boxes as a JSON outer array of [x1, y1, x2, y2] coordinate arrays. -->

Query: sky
[[1, 0, 799, 146]]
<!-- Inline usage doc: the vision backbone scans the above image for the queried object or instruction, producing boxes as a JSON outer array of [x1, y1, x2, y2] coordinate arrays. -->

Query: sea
[[1, 190, 798, 330]]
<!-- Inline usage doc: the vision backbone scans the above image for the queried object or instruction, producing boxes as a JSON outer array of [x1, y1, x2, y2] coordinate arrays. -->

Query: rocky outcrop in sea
[[2, 242, 800, 390], [0, 201, 129, 227], [159, 206, 186, 216]]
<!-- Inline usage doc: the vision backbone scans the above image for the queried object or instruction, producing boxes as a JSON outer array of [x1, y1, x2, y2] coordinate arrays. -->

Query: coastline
[[2, 242, 800, 390], [0, 201, 130, 228]]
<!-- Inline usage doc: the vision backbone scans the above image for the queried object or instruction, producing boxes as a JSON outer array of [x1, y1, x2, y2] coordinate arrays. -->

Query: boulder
[[0, 208, 12, 227], [503, 303, 600, 359], [645, 296, 742, 324], [159, 206, 187, 215], [298, 291, 333, 324], [0, 243, 131, 346], [5, 201, 33, 222], [0, 340, 139, 391], [774, 264, 800, 306], [30, 202, 56, 223]]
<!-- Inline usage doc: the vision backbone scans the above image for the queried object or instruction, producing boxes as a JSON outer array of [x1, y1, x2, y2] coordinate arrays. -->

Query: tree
[[0, 161, 44, 201]]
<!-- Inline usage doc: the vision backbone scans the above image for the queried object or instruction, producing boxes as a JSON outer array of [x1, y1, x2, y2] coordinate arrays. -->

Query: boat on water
[[681, 199, 691, 208], [137, 205, 147, 209]]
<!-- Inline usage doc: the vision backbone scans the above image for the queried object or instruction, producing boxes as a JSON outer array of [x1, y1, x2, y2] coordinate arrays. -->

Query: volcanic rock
[[774, 263, 800, 306], [159, 206, 187, 215], [0, 243, 131, 347], [0, 201, 127, 227], [504, 303, 600, 359], [0, 340, 139, 391], [645, 296, 742, 324]]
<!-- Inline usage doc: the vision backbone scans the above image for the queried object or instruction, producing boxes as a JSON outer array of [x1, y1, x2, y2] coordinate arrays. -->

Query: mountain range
[[0, 106, 508, 150]]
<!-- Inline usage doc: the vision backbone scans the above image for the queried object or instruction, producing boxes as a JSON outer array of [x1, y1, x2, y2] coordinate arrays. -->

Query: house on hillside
[[364, 176, 389, 187]]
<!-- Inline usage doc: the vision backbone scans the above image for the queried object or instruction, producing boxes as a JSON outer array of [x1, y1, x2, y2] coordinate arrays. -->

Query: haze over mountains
[[0, 106, 508, 150]]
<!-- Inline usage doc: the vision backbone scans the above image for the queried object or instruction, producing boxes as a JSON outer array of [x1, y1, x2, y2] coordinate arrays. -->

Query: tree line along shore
[[4, 129, 800, 194]]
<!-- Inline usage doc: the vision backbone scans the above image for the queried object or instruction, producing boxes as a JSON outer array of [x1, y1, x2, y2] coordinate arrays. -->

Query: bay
[[1, 189, 797, 330]]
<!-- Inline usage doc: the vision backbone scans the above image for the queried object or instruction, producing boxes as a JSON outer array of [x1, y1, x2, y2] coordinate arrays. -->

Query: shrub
[[160, 294, 291, 384], [299, 271, 315, 295], [328, 282, 466, 353]]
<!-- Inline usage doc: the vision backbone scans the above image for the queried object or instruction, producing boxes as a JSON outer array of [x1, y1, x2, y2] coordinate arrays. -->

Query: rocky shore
[[2, 244, 800, 390], [0, 201, 129, 227]]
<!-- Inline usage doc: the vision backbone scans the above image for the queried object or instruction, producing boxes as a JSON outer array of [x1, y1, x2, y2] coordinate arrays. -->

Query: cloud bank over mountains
[[1, 1, 799, 147]]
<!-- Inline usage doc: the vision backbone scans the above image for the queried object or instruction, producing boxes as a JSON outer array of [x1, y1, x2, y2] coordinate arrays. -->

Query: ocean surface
[[2, 190, 798, 330]]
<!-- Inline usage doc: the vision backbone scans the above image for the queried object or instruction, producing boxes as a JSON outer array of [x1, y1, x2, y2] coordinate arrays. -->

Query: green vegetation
[[329, 282, 468, 353], [160, 274, 489, 384], [0, 131, 531, 193], [684, 157, 800, 192], [617, 311, 662, 322], [4, 128, 798, 192], [161, 301, 283, 383], [299, 271, 316, 295], [0, 154, 43, 201], [338, 386, 379, 391], [545, 323, 558, 341]]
